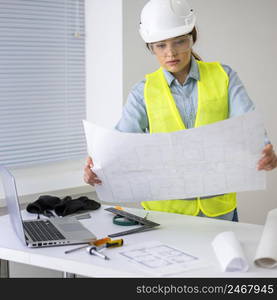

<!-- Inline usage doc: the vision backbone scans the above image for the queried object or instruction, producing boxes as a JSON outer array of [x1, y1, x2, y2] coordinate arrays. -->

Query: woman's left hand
[[257, 144, 277, 171]]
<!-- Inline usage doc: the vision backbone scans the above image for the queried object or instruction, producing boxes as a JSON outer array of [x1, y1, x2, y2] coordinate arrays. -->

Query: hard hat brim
[[139, 22, 195, 43]]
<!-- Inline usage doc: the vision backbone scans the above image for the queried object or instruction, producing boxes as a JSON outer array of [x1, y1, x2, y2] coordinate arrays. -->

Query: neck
[[173, 70, 188, 85]]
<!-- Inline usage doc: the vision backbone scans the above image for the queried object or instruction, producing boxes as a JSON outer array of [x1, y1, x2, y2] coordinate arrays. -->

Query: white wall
[[85, 0, 123, 128], [123, 0, 158, 102], [122, 0, 277, 224]]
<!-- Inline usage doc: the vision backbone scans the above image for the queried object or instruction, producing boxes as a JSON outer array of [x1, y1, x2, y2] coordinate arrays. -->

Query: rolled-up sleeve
[[221, 64, 255, 117], [115, 81, 149, 133]]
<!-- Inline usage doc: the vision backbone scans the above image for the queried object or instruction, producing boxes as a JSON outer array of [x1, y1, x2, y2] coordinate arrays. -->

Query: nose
[[165, 45, 177, 57]]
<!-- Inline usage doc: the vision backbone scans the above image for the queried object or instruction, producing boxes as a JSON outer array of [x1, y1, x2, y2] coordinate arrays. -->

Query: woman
[[84, 0, 277, 221]]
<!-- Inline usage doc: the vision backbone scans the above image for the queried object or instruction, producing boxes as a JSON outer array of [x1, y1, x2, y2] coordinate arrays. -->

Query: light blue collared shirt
[[116, 56, 255, 132]]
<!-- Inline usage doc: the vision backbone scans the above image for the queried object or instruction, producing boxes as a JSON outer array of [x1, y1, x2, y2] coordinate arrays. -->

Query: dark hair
[[146, 26, 202, 61], [190, 27, 201, 61]]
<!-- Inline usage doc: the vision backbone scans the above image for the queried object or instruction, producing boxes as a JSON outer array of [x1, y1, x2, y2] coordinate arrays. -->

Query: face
[[150, 35, 193, 75]]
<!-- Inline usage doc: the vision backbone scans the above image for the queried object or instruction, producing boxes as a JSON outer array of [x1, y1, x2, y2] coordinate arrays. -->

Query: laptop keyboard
[[23, 220, 66, 242]]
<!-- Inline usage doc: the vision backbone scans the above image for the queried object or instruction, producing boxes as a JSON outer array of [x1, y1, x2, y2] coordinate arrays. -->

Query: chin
[[166, 65, 183, 73]]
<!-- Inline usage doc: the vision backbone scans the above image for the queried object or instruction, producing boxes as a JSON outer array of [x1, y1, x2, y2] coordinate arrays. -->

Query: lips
[[166, 60, 180, 66]]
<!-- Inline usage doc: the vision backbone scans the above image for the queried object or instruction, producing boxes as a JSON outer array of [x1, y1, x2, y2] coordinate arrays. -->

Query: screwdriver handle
[[93, 237, 111, 246], [64, 238, 123, 254], [105, 239, 124, 248]]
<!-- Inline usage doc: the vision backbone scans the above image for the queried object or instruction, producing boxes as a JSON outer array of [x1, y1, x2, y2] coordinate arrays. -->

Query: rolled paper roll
[[254, 208, 277, 268], [212, 231, 249, 272]]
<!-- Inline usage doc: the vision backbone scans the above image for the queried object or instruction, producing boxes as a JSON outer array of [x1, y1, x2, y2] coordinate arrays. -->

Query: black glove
[[26, 195, 61, 217], [26, 195, 101, 218], [54, 196, 101, 217]]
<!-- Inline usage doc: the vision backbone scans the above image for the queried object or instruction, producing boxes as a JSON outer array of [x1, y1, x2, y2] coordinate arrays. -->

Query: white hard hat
[[139, 0, 196, 43]]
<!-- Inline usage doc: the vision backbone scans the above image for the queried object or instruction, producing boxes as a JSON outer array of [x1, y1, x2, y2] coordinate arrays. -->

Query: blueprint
[[83, 111, 266, 203], [117, 241, 205, 276]]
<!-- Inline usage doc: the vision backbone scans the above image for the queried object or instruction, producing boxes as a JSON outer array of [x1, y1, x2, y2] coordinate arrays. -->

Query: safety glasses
[[150, 34, 193, 56]]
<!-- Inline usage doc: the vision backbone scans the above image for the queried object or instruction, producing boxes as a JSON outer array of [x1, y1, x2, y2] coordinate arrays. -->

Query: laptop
[[0, 165, 96, 248]]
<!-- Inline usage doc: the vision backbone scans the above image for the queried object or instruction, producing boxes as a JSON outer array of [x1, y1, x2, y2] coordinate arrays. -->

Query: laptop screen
[[0, 166, 27, 245]]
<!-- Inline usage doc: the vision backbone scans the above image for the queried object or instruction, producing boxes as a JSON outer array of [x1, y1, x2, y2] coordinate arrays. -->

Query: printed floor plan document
[[117, 241, 206, 276], [83, 111, 266, 203]]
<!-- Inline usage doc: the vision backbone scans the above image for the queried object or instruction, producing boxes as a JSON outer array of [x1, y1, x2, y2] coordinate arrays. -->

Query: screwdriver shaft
[[64, 244, 87, 254]]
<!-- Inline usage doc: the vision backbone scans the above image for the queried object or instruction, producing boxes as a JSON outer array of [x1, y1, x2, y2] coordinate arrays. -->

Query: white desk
[[0, 205, 276, 278]]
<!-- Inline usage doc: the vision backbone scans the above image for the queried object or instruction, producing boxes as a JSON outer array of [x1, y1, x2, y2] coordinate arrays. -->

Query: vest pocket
[[199, 193, 237, 217]]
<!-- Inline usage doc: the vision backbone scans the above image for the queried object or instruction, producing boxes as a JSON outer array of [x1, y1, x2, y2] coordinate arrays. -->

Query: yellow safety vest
[[141, 61, 236, 217]]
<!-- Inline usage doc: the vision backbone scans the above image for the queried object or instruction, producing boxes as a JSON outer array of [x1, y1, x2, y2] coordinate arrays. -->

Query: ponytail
[[192, 51, 202, 61], [190, 27, 202, 61]]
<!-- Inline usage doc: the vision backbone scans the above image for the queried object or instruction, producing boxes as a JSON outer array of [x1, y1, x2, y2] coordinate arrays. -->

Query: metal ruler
[[105, 207, 160, 237]]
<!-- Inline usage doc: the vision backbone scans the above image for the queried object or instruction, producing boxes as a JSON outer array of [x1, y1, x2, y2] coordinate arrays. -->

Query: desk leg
[[0, 259, 10, 278], [63, 272, 76, 278]]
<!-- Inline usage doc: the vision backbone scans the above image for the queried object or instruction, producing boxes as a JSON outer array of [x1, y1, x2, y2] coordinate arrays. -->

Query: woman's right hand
[[83, 156, 102, 186]]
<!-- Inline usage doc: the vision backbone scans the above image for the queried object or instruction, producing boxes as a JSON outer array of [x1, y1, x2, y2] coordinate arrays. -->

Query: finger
[[84, 168, 102, 182], [258, 156, 277, 171], [270, 156, 277, 169], [84, 165, 96, 176], [86, 156, 94, 168], [258, 158, 272, 170], [90, 172, 100, 181], [263, 164, 275, 171], [88, 178, 102, 185], [258, 150, 275, 167], [83, 174, 94, 185], [262, 144, 273, 155], [262, 155, 274, 165], [84, 174, 102, 185]]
